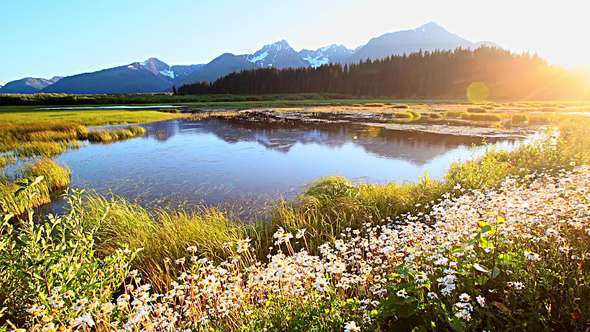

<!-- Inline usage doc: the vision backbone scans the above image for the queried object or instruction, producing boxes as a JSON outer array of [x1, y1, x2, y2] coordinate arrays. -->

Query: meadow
[[0, 108, 184, 213], [0, 100, 589, 330]]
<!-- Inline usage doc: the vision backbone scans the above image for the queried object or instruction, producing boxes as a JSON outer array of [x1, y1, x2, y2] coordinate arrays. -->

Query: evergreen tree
[[177, 47, 584, 100]]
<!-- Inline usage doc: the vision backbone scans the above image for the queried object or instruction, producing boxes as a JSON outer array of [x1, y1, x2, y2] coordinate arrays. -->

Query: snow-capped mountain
[[247, 40, 308, 68], [135, 58, 175, 79], [1, 22, 502, 94], [42, 58, 201, 94], [299, 44, 354, 68], [180, 40, 353, 84]]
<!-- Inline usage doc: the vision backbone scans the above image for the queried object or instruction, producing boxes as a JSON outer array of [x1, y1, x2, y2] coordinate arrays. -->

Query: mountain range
[[0, 22, 500, 94]]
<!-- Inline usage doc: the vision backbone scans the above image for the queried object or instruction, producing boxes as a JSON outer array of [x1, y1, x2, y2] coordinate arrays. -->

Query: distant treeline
[[0, 93, 353, 106], [178, 47, 589, 100]]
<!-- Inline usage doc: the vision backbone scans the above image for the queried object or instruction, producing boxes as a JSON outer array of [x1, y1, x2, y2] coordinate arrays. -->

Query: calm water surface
[[54, 119, 522, 213]]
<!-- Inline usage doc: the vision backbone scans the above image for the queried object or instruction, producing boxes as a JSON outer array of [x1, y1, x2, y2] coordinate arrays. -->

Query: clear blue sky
[[1, 0, 588, 83]]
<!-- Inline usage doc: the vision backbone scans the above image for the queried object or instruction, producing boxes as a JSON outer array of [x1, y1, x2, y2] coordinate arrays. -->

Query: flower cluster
[[24, 167, 590, 330]]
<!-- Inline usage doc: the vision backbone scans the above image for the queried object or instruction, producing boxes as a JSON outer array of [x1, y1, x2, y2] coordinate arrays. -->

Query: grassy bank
[[0, 108, 183, 212], [1, 101, 590, 329], [54, 118, 590, 292], [0, 159, 71, 215], [0, 107, 185, 126], [3, 162, 589, 330]]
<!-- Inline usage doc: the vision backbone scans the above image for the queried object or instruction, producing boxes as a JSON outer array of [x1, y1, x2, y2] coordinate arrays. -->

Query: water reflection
[[53, 118, 521, 215], [144, 119, 496, 165]]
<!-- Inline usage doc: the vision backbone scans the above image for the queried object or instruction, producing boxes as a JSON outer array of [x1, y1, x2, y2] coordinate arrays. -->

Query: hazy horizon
[[1, 0, 588, 83]]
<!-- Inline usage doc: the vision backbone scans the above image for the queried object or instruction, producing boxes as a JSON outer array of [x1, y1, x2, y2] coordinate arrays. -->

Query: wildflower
[[175, 257, 186, 265], [72, 298, 89, 311], [186, 245, 198, 253], [459, 293, 471, 302], [335, 239, 346, 251], [476, 295, 486, 307], [236, 238, 251, 253], [508, 281, 525, 290], [414, 272, 428, 283], [295, 228, 306, 239], [434, 257, 449, 266], [315, 276, 329, 292], [524, 251, 540, 261], [454, 302, 473, 321], [454, 309, 472, 321], [427, 292, 439, 300], [344, 321, 361, 332], [273, 227, 293, 245], [396, 289, 409, 299], [71, 313, 95, 329], [117, 294, 130, 306], [41, 323, 57, 332], [545, 228, 559, 237], [27, 304, 45, 318], [139, 284, 152, 292], [100, 302, 114, 314], [382, 246, 394, 255]]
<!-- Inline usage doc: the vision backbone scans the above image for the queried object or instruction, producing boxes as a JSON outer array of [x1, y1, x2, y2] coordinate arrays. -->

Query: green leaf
[[491, 266, 501, 279]]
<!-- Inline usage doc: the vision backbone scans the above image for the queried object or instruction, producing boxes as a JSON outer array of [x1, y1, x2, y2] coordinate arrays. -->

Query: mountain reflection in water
[[53, 118, 521, 216]]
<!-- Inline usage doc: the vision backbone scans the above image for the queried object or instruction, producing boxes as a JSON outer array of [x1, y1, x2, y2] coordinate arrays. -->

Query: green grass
[[266, 119, 590, 252], [57, 118, 590, 289], [78, 195, 264, 289], [14, 141, 71, 158], [86, 126, 146, 143], [1, 97, 590, 330], [393, 110, 421, 121], [0, 108, 185, 126], [0, 93, 466, 107], [1, 159, 71, 215], [0, 155, 16, 169], [460, 112, 503, 122], [22, 158, 71, 192]]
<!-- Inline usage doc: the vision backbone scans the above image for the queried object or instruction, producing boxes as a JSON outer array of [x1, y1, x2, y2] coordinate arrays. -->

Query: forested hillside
[[179, 47, 588, 100]]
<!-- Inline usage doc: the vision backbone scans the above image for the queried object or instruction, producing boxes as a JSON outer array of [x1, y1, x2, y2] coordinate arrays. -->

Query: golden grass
[[0, 109, 185, 127], [80, 195, 264, 289], [22, 158, 71, 192], [86, 126, 146, 143], [0, 159, 71, 215]]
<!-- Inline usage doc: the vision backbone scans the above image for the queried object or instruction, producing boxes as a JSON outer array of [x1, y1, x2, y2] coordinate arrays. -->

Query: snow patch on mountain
[[248, 51, 269, 63], [159, 69, 175, 79], [302, 55, 329, 68]]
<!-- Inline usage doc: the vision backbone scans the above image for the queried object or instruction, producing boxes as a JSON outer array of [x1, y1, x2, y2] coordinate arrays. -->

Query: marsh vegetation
[[0, 101, 589, 330]]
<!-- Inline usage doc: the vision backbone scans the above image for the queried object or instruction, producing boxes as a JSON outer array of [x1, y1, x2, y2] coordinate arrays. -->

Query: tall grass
[[268, 120, 590, 252], [0, 159, 71, 215], [0, 155, 16, 169], [77, 195, 265, 289], [22, 158, 71, 192], [86, 126, 146, 143], [14, 141, 70, 158], [63, 119, 590, 288], [0, 120, 145, 157]]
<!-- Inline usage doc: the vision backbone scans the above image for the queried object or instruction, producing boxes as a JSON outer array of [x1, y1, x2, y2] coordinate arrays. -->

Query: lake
[[53, 118, 522, 216]]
